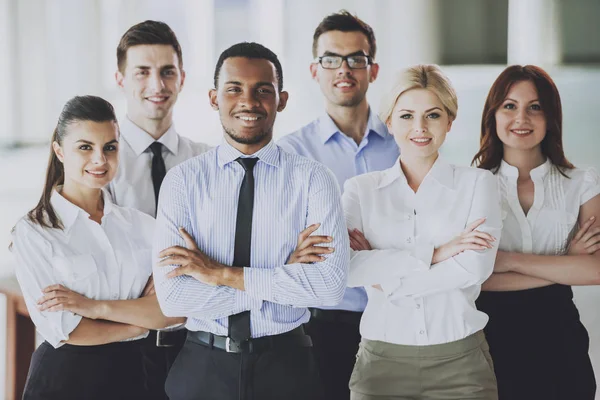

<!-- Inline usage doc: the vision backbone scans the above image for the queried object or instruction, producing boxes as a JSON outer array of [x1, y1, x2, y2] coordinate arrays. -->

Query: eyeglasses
[[315, 54, 372, 69]]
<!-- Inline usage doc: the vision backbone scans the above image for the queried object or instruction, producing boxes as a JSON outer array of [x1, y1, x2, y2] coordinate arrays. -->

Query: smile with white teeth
[[411, 138, 432, 143], [511, 129, 533, 135], [335, 82, 353, 88], [86, 170, 107, 176], [236, 115, 262, 121], [146, 96, 168, 102]]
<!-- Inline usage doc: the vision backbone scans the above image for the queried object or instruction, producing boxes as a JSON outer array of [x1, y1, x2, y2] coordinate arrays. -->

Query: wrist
[[94, 300, 109, 320], [221, 266, 245, 290]]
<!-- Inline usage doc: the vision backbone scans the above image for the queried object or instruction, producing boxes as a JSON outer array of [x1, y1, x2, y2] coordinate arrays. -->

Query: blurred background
[[0, 0, 599, 397]]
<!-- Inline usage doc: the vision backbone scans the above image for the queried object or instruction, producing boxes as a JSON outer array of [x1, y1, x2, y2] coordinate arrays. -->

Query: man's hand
[[38, 284, 105, 319], [432, 218, 495, 264], [158, 228, 227, 286], [568, 216, 600, 255], [287, 223, 334, 264]]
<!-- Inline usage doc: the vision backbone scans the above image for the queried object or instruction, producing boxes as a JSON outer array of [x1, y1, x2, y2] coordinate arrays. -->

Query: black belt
[[187, 325, 312, 354], [309, 308, 362, 325], [154, 329, 187, 347]]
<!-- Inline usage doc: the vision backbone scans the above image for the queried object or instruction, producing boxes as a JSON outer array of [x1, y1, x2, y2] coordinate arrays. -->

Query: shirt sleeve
[[10, 220, 82, 348], [384, 170, 503, 301], [581, 167, 600, 205], [243, 165, 349, 307], [342, 177, 434, 287], [152, 166, 262, 319]]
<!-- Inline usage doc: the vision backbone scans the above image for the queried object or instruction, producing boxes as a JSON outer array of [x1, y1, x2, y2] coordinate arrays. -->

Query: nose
[[148, 71, 165, 93], [414, 116, 427, 133], [239, 90, 261, 109], [515, 106, 530, 124], [91, 149, 107, 164], [336, 59, 353, 76]]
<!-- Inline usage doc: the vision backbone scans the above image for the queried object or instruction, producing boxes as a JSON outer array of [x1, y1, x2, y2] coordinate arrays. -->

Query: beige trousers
[[350, 331, 498, 400]]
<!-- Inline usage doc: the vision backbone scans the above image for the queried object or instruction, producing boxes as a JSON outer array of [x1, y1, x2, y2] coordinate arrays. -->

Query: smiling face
[[310, 30, 378, 109], [116, 44, 185, 126], [387, 88, 452, 162], [53, 120, 120, 190], [209, 56, 288, 153], [495, 80, 546, 153]]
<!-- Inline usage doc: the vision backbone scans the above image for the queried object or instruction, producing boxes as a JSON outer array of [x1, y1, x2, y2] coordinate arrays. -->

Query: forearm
[[65, 318, 147, 346], [508, 252, 600, 286], [481, 272, 554, 291], [347, 246, 433, 287], [97, 295, 185, 330]]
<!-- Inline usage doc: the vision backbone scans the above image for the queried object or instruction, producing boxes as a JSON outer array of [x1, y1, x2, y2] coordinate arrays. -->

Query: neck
[[224, 134, 272, 156], [60, 180, 104, 218], [127, 113, 173, 140], [399, 152, 439, 192], [503, 146, 546, 179], [325, 99, 370, 145]]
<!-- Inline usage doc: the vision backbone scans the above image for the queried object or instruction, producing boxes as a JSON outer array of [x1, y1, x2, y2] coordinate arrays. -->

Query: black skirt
[[23, 340, 147, 400], [477, 284, 596, 400]]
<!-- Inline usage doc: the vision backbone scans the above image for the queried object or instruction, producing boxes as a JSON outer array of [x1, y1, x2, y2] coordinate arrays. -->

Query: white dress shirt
[[342, 156, 503, 346], [108, 117, 212, 216], [11, 189, 155, 348], [497, 159, 600, 255]]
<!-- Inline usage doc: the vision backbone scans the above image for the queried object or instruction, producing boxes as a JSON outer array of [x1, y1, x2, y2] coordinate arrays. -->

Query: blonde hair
[[379, 64, 458, 124]]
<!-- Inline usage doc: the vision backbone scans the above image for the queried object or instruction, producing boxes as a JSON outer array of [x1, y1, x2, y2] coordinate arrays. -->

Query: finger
[[158, 246, 189, 258], [178, 228, 199, 251], [157, 255, 189, 267], [165, 266, 189, 280], [296, 255, 326, 263], [299, 246, 334, 256], [584, 243, 600, 254], [460, 243, 489, 252], [573, 216, 596, 241], [46, 304, 66, 312], [39, 296, 69, 310], [42, 284, 68, 293], [463, 218, 486, 234], [468, 230, 496, 242], [462, 237, 493, 248], [583, 234, 600, 250], [580, 226, 600, 244], [37, 290, 66, 305], [353, 231, 372, 250], [349, 236, 362, 251], [298, 235, 333, 250], [298, 224, 321, 245]]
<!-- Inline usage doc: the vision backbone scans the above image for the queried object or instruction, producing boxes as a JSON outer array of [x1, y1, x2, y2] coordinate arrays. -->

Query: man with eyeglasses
[[278, 10, 399, 400]]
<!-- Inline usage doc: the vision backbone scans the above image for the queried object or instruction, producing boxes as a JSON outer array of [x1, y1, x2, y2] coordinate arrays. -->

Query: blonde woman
[[344, 65, 501, 399]]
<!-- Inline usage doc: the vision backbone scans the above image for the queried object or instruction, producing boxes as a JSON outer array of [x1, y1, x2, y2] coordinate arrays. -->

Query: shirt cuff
[[380, 279, 402, 298], [244, 267, 274, 302], [411, 243, 434, 270]]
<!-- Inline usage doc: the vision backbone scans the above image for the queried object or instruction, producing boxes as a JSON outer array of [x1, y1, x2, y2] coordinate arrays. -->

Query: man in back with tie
[[153, 42, 349, 400], [108, 20, 211, 399]]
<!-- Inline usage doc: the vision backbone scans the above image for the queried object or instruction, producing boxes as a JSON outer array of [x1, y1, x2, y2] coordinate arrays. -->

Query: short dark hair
[[117, 20, 183, 73], [213, 42, 284, 92], [312, 10, 377, 59]]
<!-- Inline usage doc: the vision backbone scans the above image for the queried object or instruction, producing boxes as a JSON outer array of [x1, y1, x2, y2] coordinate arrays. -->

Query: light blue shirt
[[153, 140, 350, 337], [278, 110, 399, 312]]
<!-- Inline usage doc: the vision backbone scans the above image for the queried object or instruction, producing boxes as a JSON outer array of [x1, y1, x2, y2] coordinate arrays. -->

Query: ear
[[115, 71, 125, 89], [52, 141, 65, 163], [447, 119, 453, 133], [309, 63, 319, 83], [369, 62, 380, 83], [208, 89, 219, 111], [277, 91, 289, 112], [179, 69, 186, 91]]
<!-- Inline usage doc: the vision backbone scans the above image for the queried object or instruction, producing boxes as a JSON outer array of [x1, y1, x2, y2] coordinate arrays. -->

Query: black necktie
[[150, 142, 166, 213], [228, 157, 259, 343]]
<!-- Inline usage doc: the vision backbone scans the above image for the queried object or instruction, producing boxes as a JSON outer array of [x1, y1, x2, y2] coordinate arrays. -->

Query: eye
[[530, 103, 542, 111], [226, 87, 241, 93], [399, 114, 412, 120], [162, 69, 176, 77], [258, 88, 273, 94], [135, 70, 148, 77], [427, 113, 440, 119], [79, 144, 92, 150], [104, 144, 117, 152], [503, 103, 516, 110]]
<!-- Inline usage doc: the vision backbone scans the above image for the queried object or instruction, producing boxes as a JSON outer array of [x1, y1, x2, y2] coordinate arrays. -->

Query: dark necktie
[[150, 142, 166, 212], [228, 157, 259, 343]]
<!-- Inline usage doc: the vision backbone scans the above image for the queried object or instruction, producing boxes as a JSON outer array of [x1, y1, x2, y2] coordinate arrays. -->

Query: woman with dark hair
[[474, 65, 599, 399], [10, 96, 184, 400]]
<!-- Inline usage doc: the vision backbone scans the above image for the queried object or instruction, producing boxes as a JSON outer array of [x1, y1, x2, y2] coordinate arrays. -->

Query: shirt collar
[[216, 139, 280, 169], [377, 156, 455, 190], [316, 107, 389, 144], [498, 158, 551, 180], [51, 187, 125, 233], [120, 117, 179, 157]]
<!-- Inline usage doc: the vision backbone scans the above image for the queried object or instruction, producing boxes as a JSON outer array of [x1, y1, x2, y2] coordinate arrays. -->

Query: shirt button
[[406, 237, 412, 244], [419, 330, 425, 334], [416, 304, 421, 309], [407, 214, 412, 220], [112, 294, 118, 299]]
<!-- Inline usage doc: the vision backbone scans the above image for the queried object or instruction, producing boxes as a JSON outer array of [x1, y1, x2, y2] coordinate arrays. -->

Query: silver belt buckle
[[156, 330, 175, 348], [225, 337, 232, 353]]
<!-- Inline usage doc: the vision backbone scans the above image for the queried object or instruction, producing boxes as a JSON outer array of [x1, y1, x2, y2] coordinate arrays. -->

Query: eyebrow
[[397, 107, 443, 113], [75, 139, 119, 145], [134, 65, 177, 70], [224, 80, 276, 89], [321, 51, 368, 57], [504, 98, 540, 103]]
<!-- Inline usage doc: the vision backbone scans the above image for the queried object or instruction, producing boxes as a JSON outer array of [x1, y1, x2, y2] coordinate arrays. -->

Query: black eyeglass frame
[[314, 54, 373, 70]]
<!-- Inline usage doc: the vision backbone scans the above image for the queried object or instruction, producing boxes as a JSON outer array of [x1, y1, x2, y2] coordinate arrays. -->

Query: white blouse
[[342, 157, 503, 346], [11, 189, 155, 348], [497, 159, 600, 255]]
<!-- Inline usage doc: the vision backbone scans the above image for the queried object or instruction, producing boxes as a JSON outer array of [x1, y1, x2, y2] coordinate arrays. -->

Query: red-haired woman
[[473, 65, 599, 400]]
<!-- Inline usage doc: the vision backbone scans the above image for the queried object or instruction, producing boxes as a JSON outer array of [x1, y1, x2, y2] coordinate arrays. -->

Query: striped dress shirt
[[153, 139, 350, 337]]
